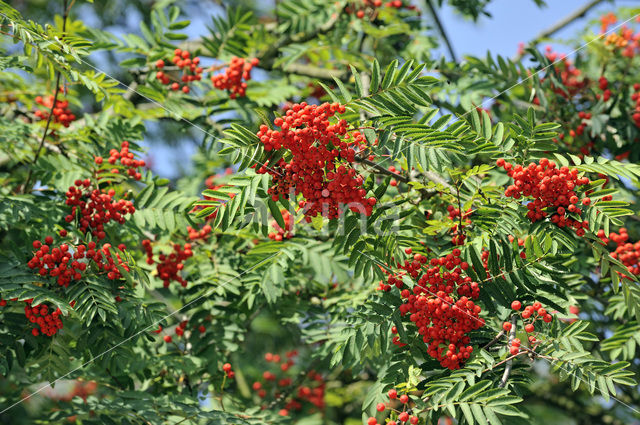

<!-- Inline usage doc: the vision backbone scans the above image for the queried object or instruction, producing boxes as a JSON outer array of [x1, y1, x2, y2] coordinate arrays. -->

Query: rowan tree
[[1, 1, 640, 424]]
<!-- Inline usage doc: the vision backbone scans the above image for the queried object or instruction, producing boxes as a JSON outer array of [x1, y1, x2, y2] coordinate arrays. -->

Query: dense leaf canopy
[[1, 1, 640, 424]]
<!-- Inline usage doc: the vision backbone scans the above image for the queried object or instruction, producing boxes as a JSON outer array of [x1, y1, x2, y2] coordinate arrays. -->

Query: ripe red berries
[[599, 228, 640, 279], [384, 249, 484, 369], [142, 239, 193, 288], [98, 141, 146, 181], [268, 209, 294, 241], [24, 301, 63, 337], [256, 102, 375, 220], [222, 363, 234, 378], [155, 49, 203, 92], [34, 95, 76, 127], [28, 238, 86, 287], [502, 321, 512, 332], [497, 158, 592, 235], [65, 180, 135, 239], [211, 57, 259, 99], [511, 300, 522, 311]]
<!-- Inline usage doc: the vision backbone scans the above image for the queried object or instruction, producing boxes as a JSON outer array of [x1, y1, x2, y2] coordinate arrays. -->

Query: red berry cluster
[[27, 237, 86, 287], [95, 141, 146, 180], [222, 363, 235, 379], [187, 224, 212, 241], [34, 95, 76, 127], [602, 15, 640, 58], [211, 57, 259, 99], [381, 249, 484, 369], [255, 102, 376, 220], [497, 158, 592, 236], [268, 209, 294, 241], [253, 351, 325, 417], [155, 49, 203, 94], [142, 239, 193, 288], [504, 300, 554, 354], [92, 243, 130, 280], [65, 180, 136, 240], [598, 228, 640, 278], [24, 301, 64, 337], [367, 389, 418, 425], [390, 325, 406, 348]]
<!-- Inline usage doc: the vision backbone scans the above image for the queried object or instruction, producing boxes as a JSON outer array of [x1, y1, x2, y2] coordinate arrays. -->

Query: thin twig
[[481, 330, 505, 350], [499, 315, 518, 388], [482, 352, 526, 374], [424, 0, 457, 62], [514, 0, 606, 60], [22, 0, 69, 193], [355, 156, 410, 183]]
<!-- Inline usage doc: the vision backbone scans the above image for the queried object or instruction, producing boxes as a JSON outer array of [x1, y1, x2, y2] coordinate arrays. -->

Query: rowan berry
[[498, 159, 593, 235], [34, 95, 76, 127], [511, 300, 522, 310], [255, 102, 374, 220], [211, 57, 258, 98]]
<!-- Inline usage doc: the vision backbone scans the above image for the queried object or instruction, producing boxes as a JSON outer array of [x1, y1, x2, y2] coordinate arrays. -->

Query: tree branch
[[514, 0, 606, 60], [22, 0, 69, 194], [424, 0, 457, 62], [482, 330, 505, 350], [355, 156, 410, 183], [499, 315, 518, 388]]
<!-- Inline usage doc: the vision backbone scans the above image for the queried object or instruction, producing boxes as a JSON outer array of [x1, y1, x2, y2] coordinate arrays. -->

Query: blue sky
[[436, 0, 614, 59]]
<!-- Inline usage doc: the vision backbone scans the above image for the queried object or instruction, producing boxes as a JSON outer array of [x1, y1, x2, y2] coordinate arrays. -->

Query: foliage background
[[1, 0, 640, 424]]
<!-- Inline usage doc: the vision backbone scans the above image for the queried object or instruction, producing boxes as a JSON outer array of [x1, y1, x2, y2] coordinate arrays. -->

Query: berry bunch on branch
[[497, 158, 593, 235], [95, 141, 146, 181], [142, 239, 193, 288], [367, 389, 419, 425], [599, 228, 640, 278], [255, 102, 376, 220], [28, 237, 86, 287], [268, 209, 294, 241], [251, 350, 325, 417], [504, 300, 554, 354], [211, 57, 259, 99], [34, 94, 76, 127], [65, 180, 135, 240], [381, 249, 484, 369], [154, 49, 203, 94]]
